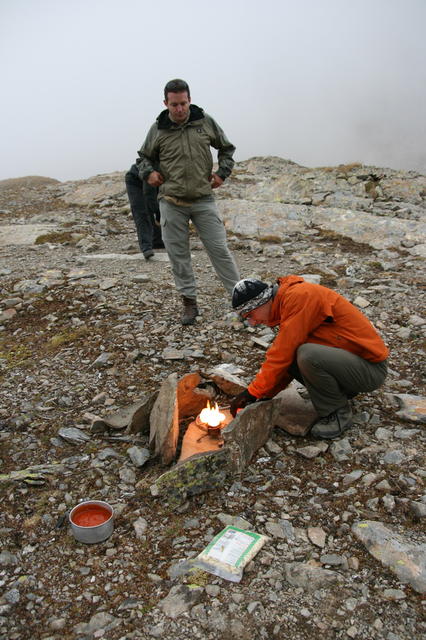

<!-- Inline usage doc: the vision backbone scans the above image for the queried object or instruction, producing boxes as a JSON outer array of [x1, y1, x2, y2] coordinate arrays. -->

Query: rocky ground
[[0, 162, 425, 640]]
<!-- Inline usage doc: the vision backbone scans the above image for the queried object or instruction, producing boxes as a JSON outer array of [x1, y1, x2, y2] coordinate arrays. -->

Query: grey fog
[[1, 0, 425, 182]]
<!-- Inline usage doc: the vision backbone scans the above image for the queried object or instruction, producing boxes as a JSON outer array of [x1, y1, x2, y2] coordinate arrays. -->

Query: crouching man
[[230, 276, 389, 439]]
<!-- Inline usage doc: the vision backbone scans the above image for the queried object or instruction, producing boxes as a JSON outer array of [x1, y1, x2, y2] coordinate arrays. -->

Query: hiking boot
[[181, 296, 199, 325], [310, 404, 353, 439], [143, 249, 154, 260]]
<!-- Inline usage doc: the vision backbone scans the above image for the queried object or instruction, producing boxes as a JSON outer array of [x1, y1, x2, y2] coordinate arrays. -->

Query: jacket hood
[[276, 275, 305, 289], [157, 104, 205, 129]]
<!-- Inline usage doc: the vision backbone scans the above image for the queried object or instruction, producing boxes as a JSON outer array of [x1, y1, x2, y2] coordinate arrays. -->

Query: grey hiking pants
[[159, 196, 240, 299], [289, 343, 388, 416]]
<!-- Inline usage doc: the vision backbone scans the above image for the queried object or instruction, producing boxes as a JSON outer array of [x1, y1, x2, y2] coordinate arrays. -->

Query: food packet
[[192, 525, 268, 582]]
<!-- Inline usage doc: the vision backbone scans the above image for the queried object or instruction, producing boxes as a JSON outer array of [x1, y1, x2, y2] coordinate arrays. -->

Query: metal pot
[[69, 500, 114, 544]]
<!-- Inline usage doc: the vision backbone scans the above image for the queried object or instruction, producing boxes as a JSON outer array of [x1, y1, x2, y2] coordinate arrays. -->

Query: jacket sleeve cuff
[[215, 169, 228, 181]]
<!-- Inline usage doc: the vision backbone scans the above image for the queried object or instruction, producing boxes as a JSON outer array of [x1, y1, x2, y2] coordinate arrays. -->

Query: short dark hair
[[164, 78, 190, 101]]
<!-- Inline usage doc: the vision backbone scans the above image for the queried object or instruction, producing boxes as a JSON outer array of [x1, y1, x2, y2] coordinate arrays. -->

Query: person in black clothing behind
[[125, 164, 164, 260]]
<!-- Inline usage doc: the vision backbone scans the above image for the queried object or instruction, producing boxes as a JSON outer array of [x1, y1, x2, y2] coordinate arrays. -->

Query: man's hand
[[230, 389, 257, 417], [210, 173, 223, 189], [147, 171, 164, 187]]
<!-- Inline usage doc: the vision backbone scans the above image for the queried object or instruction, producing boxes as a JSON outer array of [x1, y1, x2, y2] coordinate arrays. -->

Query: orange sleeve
[[248, 287, 327, 399]]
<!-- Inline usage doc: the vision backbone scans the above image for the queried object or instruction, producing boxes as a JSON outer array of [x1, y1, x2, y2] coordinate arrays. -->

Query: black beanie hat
[[232, 278, 273, 315]]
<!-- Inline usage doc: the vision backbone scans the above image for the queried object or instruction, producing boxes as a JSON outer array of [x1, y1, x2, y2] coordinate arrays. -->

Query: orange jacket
[[248, 276, 389, 399]]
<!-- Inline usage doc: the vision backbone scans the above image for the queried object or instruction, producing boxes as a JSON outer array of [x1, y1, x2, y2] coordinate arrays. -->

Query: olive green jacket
[[137, 105, 235, 201]]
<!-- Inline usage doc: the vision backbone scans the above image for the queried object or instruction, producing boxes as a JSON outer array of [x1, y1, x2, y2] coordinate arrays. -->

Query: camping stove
[[178, 402, 232, 463], [195, 402, 227, 443], [195, 413, 226, 440]]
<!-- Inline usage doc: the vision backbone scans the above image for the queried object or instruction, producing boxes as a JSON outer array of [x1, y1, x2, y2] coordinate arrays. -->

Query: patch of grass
[[259, 235, 283, 244], [35, 231, 75, 245], [47, 326, 89, 350], [367, 261, 384, 271], [318, 162, 363, 174], [0, 344, 33, 370]]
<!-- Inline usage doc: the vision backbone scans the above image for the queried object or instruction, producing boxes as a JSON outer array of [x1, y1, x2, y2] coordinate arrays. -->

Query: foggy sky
[[1, 0, 425, 182]]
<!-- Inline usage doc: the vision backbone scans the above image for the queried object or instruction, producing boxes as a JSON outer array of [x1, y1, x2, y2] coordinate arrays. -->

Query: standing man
[[137, 78, 240, 325], [229, 276, 389, 439]]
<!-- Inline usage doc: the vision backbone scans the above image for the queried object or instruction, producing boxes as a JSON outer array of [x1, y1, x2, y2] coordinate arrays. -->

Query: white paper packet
[[192, 525, 268, 582]]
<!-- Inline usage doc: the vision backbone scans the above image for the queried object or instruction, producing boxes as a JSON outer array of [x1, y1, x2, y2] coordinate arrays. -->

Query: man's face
[[164, 91, 191, 123], [242, 301, 272, 327]]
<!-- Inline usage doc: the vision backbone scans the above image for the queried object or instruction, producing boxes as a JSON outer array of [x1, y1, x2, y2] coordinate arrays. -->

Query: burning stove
[[178, 401, 232, 462], [196, 402, 227, 442]]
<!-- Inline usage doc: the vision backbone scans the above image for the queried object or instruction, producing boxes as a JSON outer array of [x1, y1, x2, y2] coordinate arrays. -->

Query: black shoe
[[181, 296, 199, 325], [143, 249, 154, 260], [310, 404, 353, 439]]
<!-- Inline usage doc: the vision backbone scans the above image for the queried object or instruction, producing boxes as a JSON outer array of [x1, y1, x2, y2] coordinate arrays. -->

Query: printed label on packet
[[204, 526, 263, 568]]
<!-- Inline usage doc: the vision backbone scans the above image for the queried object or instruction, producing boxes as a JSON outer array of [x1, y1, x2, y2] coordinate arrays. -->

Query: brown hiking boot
[[181, 296, 199, 325]]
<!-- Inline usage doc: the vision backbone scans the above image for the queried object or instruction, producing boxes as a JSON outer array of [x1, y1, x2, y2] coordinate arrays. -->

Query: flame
[[199, 401, 225, 427]]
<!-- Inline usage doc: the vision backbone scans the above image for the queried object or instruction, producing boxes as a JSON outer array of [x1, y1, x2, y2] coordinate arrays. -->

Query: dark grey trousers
[[289, 343, 388, 416]]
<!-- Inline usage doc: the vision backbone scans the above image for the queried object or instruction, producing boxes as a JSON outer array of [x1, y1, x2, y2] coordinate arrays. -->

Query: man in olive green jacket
[[137, 78, 240, 325]]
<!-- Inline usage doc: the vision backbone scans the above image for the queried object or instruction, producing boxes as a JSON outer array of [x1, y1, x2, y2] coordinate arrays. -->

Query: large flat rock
[[0, 224, 56, 246]]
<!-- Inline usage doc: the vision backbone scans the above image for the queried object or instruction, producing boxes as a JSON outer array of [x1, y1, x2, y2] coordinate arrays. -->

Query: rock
[[284, 562, 342, 591], [127, 445, 150, 468], [330, 438, 353, 461], [74, 611, 120, 634], [92, 397, 156, 433], [223, 400, 278, 472], [263, 245, 285, 257], [99, 277, 117, 290], [353, 296, 370, 308], [352, 520, 426, 593], [158, 584, 203, 619], [133, 517, 148, 539], [150, 449, 231, 504], [385, 393, 426, 424], [382, 449, 405, 465], [361, 472, 379, 487], [383, 588, 406, 600], [273, 384, 318, 436], [342, 470, 363, 486], [177, 372, 214, 418], [375, 479, 392, 491], [0, 308, 17, 323], [205, 364, 248, 395], [0, 551, 18, 565], [217, 513, 252, 529], [4, 588, 20, 604], [161, 347, 185, 360], [375, 427, 393, 440], [62, 174, 125, 205], [297, 445, 323, 459], [149, 373, 179, 464], [307, 526, 327, 548], [58, 427, 91, 445], [320, 553, 345, 566], [265, 439, 283, 455], [97, 447, 122, 461], [91, 352, 112, 368], [265, 520, 295, 540], [410, 501, 426, 519], [119, 466, 136, 484]]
